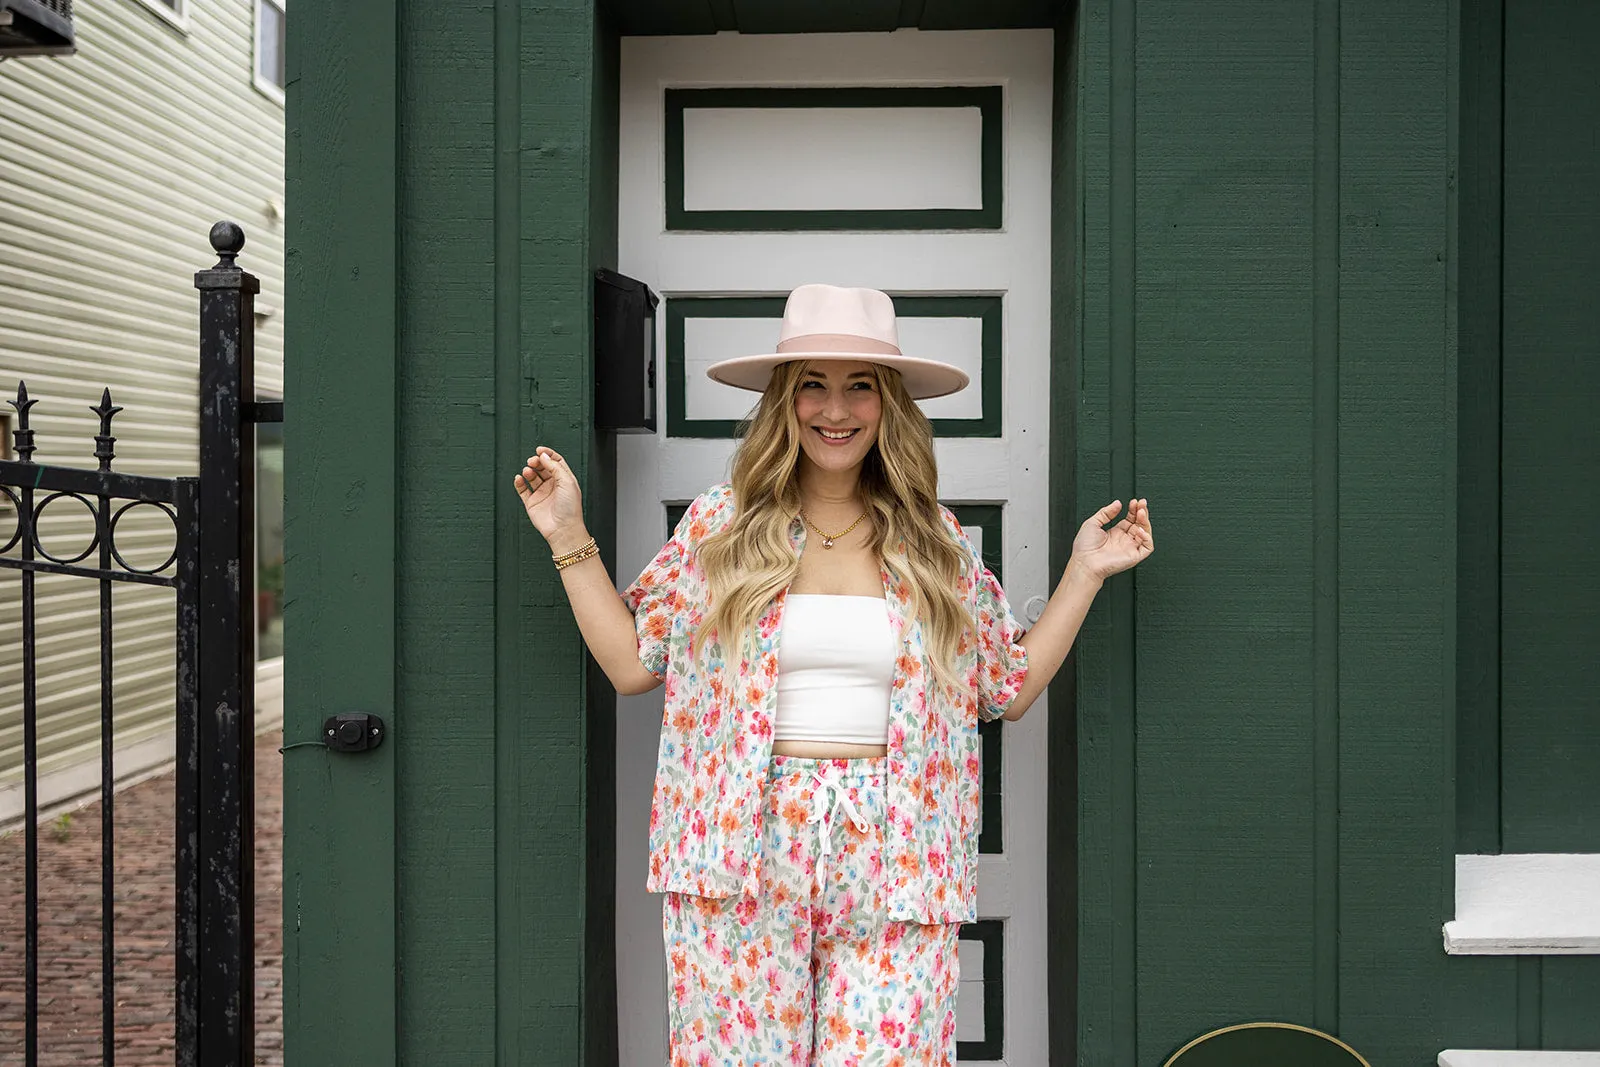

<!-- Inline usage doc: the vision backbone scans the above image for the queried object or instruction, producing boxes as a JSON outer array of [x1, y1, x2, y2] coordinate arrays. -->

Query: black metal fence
[[1, 222, 273, 1066]]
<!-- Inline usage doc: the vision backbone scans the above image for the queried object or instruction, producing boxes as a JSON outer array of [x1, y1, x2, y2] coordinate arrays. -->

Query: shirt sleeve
[[620, 496, 698, 682], [947, 510, 1030, 722]]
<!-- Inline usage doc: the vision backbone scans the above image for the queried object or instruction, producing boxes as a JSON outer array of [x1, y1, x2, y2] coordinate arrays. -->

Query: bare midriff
[[770, 739, 888, 760]]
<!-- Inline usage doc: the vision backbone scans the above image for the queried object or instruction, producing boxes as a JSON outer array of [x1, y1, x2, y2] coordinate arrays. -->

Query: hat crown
[[778, 284, 900, 351]]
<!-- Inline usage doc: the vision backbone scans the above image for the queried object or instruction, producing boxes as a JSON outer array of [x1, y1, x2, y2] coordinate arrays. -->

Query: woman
[[514, 284, 1153, 1066]]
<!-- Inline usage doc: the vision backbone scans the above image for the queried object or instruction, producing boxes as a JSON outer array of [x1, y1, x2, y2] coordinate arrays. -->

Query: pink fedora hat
[[704, 284, 970, 400]]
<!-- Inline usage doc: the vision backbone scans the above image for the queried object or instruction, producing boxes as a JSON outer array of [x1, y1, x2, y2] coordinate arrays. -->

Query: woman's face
[[792, 360, 883, 476]]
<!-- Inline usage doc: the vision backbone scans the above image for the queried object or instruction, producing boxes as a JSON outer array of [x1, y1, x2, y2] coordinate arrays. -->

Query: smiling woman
[[795, 363, 882, 474], [513, 283, 1152, 1065]]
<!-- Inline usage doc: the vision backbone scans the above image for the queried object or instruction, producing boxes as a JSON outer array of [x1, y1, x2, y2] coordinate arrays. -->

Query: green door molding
[[665, 294, 1002, 439], [665, 86, 1003, 231]]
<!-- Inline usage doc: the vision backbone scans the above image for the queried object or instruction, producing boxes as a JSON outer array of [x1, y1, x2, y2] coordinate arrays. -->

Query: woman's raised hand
[[513, 446, 587, 549], [1070, 498, 1154, 581]]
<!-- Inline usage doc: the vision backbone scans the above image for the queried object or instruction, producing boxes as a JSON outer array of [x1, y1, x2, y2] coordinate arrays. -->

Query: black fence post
[[172, 473, 202, 1066], [182, 220, 260, 1067]]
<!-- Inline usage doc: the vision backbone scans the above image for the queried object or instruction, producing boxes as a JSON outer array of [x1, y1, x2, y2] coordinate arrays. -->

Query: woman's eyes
[[801, 381, 875, 390]]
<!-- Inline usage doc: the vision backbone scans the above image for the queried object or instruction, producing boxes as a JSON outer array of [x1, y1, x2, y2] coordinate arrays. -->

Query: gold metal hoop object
[[1161, 1021, 1373, 1067]]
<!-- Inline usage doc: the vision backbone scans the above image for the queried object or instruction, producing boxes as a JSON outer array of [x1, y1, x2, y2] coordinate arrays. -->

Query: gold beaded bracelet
[[553, 536, 599, 570]]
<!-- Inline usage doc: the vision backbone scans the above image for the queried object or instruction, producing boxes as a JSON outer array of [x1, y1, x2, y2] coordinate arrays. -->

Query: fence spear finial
[[91, 388, 123, 471], [9, 380, 37, 463]]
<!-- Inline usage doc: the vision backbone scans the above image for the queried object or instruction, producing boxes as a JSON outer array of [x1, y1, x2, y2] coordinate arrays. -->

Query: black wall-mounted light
[[594, 268, 659, 434]]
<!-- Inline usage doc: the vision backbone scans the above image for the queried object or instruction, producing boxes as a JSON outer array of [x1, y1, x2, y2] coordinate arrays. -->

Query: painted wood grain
[[1073, 1, 1120, 1063], [282, 0, 398, 1060], [391, 1, 500, 1060], [1334, 1, 1453, 1063], [511, 0, 610, 1059], [1132, 2, 1322, 1058], [1497, 0, 1600, 854]]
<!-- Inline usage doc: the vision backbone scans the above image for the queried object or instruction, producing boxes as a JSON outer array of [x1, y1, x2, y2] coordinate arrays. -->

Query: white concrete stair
[[1440, 1053, 1600, 1066], [1444, 854, 1600, 955]]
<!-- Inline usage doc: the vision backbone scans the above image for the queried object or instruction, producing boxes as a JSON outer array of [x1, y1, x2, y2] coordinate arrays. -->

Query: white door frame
[[613, 28, 1055, 1065]]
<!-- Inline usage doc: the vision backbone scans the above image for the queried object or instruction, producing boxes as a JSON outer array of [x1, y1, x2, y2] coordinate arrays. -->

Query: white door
[[614, 28, 1054, 1065]]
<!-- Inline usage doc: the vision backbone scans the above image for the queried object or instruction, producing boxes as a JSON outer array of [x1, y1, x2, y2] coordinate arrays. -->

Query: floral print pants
[[662, 755, 962, 1067]]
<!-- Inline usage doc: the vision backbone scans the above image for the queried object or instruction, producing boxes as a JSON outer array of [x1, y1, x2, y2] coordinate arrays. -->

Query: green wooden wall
[[1447, 0, 1600, 1049], [1496, 1, 1600, 853], [1071, 2, 1600, 1064], [286, 0, 619, 1061], [1458, 0, 1600, 856], [286, 1, 1600, 1063]]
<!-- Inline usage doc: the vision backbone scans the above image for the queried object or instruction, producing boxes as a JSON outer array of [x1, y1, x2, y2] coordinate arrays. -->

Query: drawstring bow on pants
[[807, 769, 872, 890]]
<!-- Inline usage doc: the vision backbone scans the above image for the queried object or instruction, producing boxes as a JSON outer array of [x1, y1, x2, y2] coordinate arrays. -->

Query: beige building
[[0, 0, 285, 824]]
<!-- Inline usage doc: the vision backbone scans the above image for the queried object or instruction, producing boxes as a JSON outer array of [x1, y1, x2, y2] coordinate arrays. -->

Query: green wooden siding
[[601, 0, 1060, 35], [1073, 3, 1600, 1064], [1454, 0, 1504, 856], [1456, 0, 1600, 856], [1045, 12, 1081, 1066], [283, 0, 398, 1059], [286, 0, 618, 1061], [1070, 1, 1503, 1063], [1496, 0, 1600, 854], [287, 2, 1600, 1064]]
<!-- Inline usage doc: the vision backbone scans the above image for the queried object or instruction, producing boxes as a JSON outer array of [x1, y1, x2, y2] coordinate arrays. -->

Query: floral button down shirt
[[621, 481, 1029, 924]]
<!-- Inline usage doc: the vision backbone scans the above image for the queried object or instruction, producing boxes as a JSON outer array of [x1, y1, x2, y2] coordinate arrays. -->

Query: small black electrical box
[[323, 713, 384, 753], [594, 268, 659, 433]]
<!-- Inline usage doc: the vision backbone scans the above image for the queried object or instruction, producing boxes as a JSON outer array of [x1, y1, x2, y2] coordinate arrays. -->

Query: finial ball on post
[[209, 221, 247, 264]]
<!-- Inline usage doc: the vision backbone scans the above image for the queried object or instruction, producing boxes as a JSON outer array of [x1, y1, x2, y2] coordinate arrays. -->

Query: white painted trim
[[616, 28, 1054, 1066], [1439, 1052, 1600, 1066], [253, 0, 288, 106], [128, 0, 190, 35], [0, 656, 286, 830], [1443, 854, 1600, 955]]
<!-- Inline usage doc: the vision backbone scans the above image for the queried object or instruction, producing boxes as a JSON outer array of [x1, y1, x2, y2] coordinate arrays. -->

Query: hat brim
[[704, 352, 970, 401]]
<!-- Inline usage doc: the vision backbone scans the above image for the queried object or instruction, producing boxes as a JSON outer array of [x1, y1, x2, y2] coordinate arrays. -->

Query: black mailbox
[[594, 268, 659, 433]]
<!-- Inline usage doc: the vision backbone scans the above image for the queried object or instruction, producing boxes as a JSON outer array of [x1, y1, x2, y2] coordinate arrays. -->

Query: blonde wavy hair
[[691, 359, 976, 698]]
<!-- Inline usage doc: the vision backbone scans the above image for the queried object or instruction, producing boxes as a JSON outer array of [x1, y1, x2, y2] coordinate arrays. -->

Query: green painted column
[[287, 0, 618, 1062], [283, 0, 398, 1060], [1072, 1, 1459, 1063]]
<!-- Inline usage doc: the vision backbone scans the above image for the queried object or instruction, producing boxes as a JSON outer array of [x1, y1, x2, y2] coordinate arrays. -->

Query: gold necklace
[[799, 508, 867, 549]]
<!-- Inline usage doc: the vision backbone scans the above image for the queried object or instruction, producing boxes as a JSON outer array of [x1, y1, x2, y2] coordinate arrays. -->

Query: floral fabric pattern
[[663, 755, 961, 1067], [622, 481, 1029, 923]]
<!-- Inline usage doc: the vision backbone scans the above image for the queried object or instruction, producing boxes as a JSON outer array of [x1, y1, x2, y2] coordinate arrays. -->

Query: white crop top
[[773, 594, 896, 746]]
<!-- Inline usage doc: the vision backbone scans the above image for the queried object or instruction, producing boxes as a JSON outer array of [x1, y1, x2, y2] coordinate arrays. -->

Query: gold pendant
[[822, 537, 835, 549]]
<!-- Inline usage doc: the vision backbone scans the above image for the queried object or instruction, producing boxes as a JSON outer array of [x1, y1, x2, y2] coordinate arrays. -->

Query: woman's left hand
[[1070, 498, 1154, 581]]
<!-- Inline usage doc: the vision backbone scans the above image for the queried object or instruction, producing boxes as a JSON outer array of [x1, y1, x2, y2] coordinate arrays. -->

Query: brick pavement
[[0, 729, 284, 1065]]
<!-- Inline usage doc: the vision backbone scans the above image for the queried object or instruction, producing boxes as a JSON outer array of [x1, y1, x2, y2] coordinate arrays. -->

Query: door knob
[[1025, 595, 1047, 624]]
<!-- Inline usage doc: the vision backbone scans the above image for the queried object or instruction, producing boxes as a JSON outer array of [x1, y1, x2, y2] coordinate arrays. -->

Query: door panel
[[616, 29, 1054, 1065]]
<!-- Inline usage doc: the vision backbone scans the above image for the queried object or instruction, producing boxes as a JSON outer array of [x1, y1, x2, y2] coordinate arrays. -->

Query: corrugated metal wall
[[0, 0, 284, 814]]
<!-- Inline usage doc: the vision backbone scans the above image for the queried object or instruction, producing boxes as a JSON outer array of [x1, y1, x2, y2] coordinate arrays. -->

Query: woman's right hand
[[513, 446, 588, 550]]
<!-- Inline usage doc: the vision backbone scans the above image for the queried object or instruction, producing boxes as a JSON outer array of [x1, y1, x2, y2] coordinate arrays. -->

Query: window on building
[[131, 0, 187, 31], [256, 418, 284, 661], [255, 0, 286, 103]]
